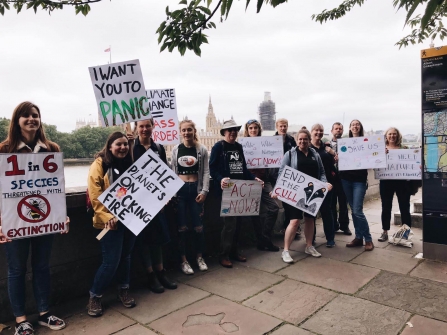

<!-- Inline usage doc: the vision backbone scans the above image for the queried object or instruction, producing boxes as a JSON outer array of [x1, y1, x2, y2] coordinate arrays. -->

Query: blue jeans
[[90, 223, 136, 297], [177, 181, 204, 256], [5, 234, 54, 317], [341, 179, 372, 242]]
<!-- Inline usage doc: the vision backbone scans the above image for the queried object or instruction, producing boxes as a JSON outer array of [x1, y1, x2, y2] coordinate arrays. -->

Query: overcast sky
[[0, 0, 435, 135]]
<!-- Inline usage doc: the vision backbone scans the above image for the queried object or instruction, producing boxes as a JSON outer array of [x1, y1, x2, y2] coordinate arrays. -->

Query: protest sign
[[0, 153, 66, 239], [89, 59, 150, 127], [98, 149, 184, 236], [239, 136, 283, 169], [338, 136, 387, 171], [147, 88, 179, 145], [374, 149, 422, 180], [220, 179, 262, 216], [273, 166, 327, 216]]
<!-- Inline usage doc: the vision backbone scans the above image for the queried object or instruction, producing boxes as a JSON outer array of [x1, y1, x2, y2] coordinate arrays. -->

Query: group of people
[[0, 101, 415, 335]]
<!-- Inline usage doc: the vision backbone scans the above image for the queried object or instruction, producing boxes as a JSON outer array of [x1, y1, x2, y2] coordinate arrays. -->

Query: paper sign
[[89, 59, 150, 127], [374, 149, 422, 180], [239, 136, 283, 169], [338, 136, 386, 171], [220, 179, 262, 216], [0, 153, 67, 239], [98, 149, 184, 236], [147, 89, 180, 145], [273, 166, 327, 216]]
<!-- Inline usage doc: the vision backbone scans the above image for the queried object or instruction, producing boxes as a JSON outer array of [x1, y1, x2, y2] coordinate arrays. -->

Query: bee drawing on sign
[[296, 182, 326, 214], [27, 199, 46, 220]]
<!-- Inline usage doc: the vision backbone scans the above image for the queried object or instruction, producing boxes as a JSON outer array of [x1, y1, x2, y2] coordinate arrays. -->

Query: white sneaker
[[181, 261, 194, 275], [197, 257, 208, 271], [282, 250, 294, 263], [305, 246, 321, 257]]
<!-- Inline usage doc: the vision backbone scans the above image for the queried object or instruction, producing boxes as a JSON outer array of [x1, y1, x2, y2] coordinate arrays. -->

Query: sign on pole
[[89, 59, 150, 127], [374, 149, 422, 180], [220, 179, 262, 216], [239, 136, 283, 169], [147, 89, 180, 145], [0, 153, 67, 239], [338, 136, 386, 171], [98, 149, 184, 236], [273, 166, 327, 216]]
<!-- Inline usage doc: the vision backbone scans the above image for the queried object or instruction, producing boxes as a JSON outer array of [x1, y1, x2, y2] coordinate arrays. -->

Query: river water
[[64, 164, 91, 188]]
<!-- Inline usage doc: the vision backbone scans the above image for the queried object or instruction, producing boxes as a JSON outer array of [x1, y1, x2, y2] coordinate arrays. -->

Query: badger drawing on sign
[[296, 182, 327, 214]]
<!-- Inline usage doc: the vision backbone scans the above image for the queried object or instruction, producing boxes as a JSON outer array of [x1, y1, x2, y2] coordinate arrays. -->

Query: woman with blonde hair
[[170, 119, 210, 274]]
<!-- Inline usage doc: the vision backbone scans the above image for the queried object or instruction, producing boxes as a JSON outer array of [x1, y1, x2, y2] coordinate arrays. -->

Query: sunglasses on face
[[226, 127, 239, 132], [247, 119, 258, 125]]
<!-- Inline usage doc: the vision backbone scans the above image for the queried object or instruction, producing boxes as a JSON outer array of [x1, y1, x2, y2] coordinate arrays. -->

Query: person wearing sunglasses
[[209, 119, 263, 268]]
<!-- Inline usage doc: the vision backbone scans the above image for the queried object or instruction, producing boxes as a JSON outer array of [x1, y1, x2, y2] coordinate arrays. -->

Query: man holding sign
[[272, 129, 332, 263]]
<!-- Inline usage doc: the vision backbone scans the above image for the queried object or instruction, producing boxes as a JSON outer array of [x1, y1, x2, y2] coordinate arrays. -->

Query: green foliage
[[312, 0, 447, 48], [0, 117, 10, 143]]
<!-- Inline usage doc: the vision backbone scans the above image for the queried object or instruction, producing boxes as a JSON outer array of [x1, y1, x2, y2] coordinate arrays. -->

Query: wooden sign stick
[[96, 227, 110, 240]]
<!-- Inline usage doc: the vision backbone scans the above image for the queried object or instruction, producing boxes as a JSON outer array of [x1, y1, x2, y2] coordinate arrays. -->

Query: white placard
[[146, 88, 180, 145], [338, 136, 387, 171], [0, 153, 67, 239], [98, 149, 184, 236], [374, 149, 422, 180], [239, 136, 284, 169], [89, 59, 150, 127], [220, 179, 262, 216], [273, 166, 327, 216]]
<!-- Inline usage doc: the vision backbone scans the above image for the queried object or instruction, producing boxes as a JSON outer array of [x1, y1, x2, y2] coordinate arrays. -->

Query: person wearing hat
[[209, 119, 264, 268]]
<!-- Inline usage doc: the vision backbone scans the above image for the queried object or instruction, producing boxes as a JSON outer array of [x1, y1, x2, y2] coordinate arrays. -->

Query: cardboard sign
[[239, 136, 283, 169], [98, 149, 183, 236], [273, 166, 327, 216], [0, 153, 67, 239], [147, 89, 180, 145], [338, 136, 387, 171], [374, 149, 422, 180], [220, 179, 262, 216], [89, 59, 150, 127]]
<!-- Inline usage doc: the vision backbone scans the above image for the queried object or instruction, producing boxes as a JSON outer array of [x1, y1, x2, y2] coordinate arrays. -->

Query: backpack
[[86, 160, 109, 215]]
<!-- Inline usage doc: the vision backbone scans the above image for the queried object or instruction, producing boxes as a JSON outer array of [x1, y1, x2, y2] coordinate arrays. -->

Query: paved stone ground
[[3, 192, 447, 335]]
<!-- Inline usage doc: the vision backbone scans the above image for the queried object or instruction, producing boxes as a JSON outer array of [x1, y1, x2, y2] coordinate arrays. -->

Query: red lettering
[[168, 118, 175, 127], [230, 183, 238, 197]]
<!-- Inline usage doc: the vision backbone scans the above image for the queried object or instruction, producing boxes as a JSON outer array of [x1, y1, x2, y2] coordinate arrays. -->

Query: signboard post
[[273, 166, 327, 216], [0, 153, 67, 239], [374, 149, 422, 180], [238, 136, 283, 169], [337, 136, 386, 171], [220, 180, 262, 216]]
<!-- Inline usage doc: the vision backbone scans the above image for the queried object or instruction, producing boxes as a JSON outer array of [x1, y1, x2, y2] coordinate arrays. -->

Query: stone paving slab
[[186, 266, 282, 302], [400, 315, 447, 335], [115, 324, 157, 335], [351, 247, 421, 274], [243, 279, 337, 325], [112, 283, 210, 324], [270, 324, 314, 335], [315, 244, 365, 262], [37, 309, 136, 335], [239, 247, 307, 273], [277, 257, 380, 294], [301, 295, 410, 335], [410, 260, 447, 284], [357, 271, 447, 322], [149, 295, 281, 335]]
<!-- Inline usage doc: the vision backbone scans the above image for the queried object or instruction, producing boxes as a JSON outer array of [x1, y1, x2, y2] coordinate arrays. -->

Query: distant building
[[258, 92, 276, 131], [75, 118, 97, 130]]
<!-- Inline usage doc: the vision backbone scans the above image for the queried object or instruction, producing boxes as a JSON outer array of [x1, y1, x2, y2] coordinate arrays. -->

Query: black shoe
[[117, 287, 136, 308], [343, 228, 352, 236], [148, 272, 164, 293], [156, 269, 178, 290], [334, 224, 340, 232], [15, 321, 34, 335], [257, 243, 280, 252], [87, 296, 103, 317], [38, 312, 66, 330]]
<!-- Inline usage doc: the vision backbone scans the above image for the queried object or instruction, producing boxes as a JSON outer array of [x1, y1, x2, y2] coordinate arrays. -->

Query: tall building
[[75, 118, 97, 130], [258, 92, 276, 131]]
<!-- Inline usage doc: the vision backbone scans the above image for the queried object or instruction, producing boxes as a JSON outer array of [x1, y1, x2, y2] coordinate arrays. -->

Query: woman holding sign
[[340, 120, 374, 251], [272, 129, 332, 262], [87, 131, 137, 317], [243, 119, 279, 251], [378, 127, 412, 242], [0, 102, 67, 334], [170, 120, 210, 274]]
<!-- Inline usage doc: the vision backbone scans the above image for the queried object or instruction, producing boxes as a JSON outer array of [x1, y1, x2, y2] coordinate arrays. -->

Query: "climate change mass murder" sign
[[374, 149, 422, 180], [98, 149, 184, 236], [337, 136, 387, 171], [273, 166, 328, 216], [220, 179, 262, 216], [238, 136, 283, 169], [89, 59, 150, 127], [0, 153, 67, 239]]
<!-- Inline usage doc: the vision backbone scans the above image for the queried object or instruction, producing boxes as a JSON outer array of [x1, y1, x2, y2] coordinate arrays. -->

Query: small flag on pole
[[104, 47, 111, 52]]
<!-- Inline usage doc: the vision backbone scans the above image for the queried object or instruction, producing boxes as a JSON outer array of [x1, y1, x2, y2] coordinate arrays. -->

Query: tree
[[1, 0, 446, 53]]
